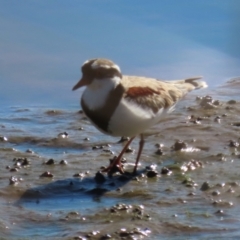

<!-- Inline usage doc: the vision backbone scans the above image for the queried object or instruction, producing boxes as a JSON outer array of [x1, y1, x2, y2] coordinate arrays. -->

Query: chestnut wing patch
[[126, 87, 161, 98], [125, 86, 174, 113]]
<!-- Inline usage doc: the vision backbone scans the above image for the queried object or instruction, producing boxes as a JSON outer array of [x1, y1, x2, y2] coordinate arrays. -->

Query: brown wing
[[121, 75, 205, 113]]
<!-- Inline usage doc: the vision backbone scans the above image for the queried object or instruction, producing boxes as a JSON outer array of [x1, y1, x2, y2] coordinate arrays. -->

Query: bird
[[72, 58, 207, 174]]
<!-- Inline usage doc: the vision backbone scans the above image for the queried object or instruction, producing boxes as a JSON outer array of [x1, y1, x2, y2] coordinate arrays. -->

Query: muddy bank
[[1, 80, 240, 239]]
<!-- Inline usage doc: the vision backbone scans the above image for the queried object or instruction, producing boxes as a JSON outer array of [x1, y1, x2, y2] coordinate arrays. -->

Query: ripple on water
[[1, 85, 240, 239]]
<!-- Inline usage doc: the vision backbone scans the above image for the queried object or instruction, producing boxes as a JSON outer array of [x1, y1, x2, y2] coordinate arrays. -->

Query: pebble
[[9, 176, 19, 185], [214, 116, 221, 123], [125, 147, 134, 153], [9, 168, 18, 172], [0, 136, 8, 141], [57, 132, 69, 138], [40, 171, 54, 178], [215, 209, 224, 215], [45, 159, 55, 165], [92, 145, 103, 150], [73, 173, 85, 178], [227, 100, 237, 104], [155, 143, 164, 148], [60, 159, 68, 165], [200, 182, 211, 191], [212, 190, 221, 196], [172, 140, 188, 151], [232, 122, 240, 127], [155, 148, 163, 155], [161, 167, 172, 175], [146, 170, 158, 178], [229, 140, 239, 148], [145, 164, 157, 171], [26, 149, 34, 153]]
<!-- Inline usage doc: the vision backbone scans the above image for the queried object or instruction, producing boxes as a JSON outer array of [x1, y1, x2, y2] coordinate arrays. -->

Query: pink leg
[[133, 134, 145, 174], [102, 136, 135, 174]]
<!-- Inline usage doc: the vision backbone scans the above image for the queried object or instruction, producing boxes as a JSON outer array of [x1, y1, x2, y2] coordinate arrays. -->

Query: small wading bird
[[72, 58, 207, 174]]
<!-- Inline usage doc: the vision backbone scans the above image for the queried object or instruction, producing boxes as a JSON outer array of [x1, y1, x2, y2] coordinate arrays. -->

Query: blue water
[[1, 1, 240, 239]]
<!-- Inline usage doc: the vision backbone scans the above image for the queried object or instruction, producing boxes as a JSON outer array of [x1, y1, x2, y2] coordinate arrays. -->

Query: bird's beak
[[72, 77, 88, 91]]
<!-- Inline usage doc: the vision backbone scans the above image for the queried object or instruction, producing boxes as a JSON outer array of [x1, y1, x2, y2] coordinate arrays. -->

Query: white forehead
[[91, 61, 121, 72]]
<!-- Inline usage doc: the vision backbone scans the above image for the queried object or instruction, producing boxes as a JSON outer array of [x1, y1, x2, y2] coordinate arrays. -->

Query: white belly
[[108, 98, 170, 137]]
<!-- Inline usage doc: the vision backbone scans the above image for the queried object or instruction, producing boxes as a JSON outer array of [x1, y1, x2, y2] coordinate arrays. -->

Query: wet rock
[[45, 159, 55, 165], [155, 148, 163, 155], [9, 176, 19, 185], [226, 105, 235, 110], [212, 199, 233, 207], [182, 178, 198, 188], [0, 136, 8, 141], [73, 236, 85, 240], [161, 167, 172, 175], [13, 157, 30, 167], [94, 171, 106, 183], [212, 190, 221, 196], [65, 211, 80, 219], [116, 227, 151, 238], [215, 182, 225, 188], [146, 164, 157, 171], [102, 149, 114, 154], [45, 110, 62, 115], [92, 145, 103, 150], [40, 171, 54, 178], [155, 143, 164, 148], [125, 146, 134, 153], [215, 209, 224, 215], [213, 100, 221, 106], [172, 140, 188, 151], [226, 187, 235, 193], [100, 234, 112, 240], [13, 161, 22, 168], [83, 137, 90, 141], [228, 181, 239, 187], [232, 122, 240, 127], [229, 140, 239, 148], [73, 173, 85, 178], [227, 100, 237, 104], [199, 95, 218, 109], [57, 132, 69, 138], [146, 170, 158, 178], [9, 168, 18, 172], [200, 182, 211, 191], [86, 231, 100, 238], [181, 159, 203, 171], [60, 159, 68, 165], [187, 192, 196, 196], [26, 149, 34, 153], [22, 158, 30, 166], [214, 116, 221, 123], [110, 203, 132, 213], [192, 119, 201, 124]]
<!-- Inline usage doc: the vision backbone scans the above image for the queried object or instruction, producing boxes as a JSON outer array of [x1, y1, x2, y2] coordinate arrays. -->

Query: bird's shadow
[[17, 170, 146, 207]]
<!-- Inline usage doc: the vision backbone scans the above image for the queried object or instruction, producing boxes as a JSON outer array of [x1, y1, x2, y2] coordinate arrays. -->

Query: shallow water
[[1, 79, 240, 239]]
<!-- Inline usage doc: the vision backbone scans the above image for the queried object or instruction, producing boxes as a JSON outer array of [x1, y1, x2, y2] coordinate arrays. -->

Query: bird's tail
[[165, 76, 207, 94]]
